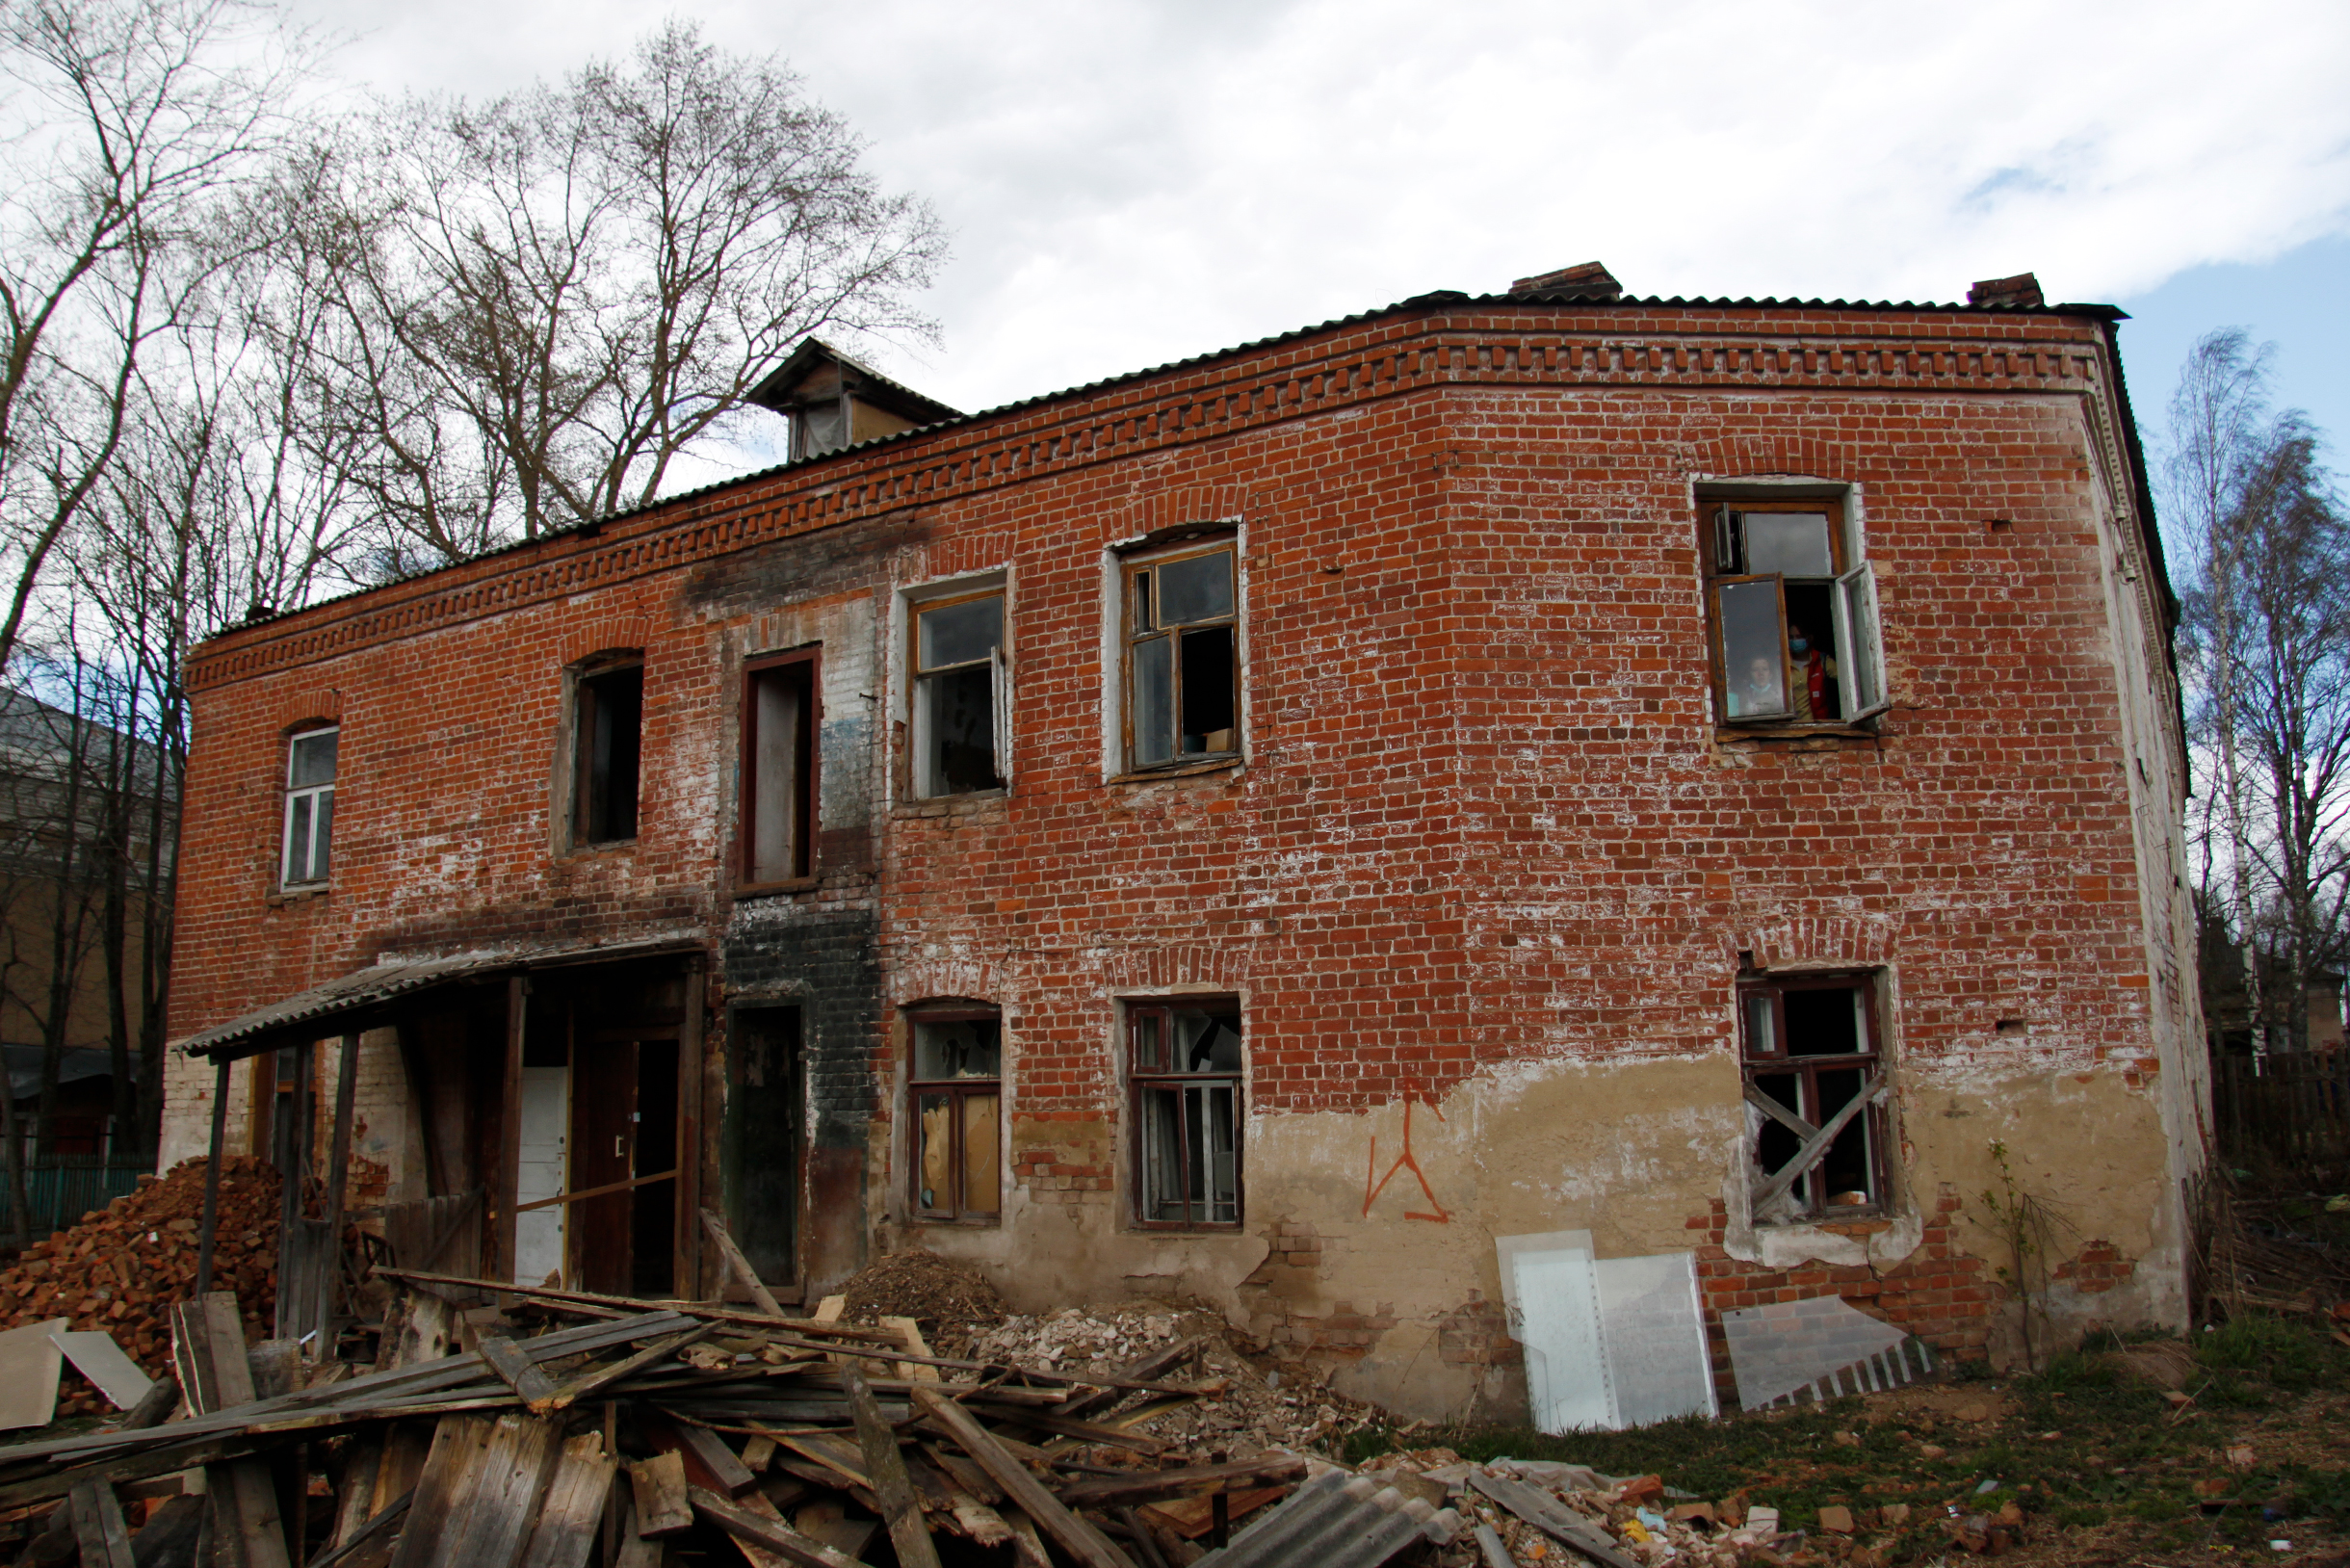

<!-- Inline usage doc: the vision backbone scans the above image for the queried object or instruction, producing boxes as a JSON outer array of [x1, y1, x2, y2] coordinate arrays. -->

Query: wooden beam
[[675, 956, 706, 1299], [475, 1333, 559, 1408], [65, 1479, 133, 1568], [700, 1209, 786, 1320], [517, 1433, 615, 1568], [687, 1486, 866, 1568], [1052, 1456, 1307, 1511], [316, 1032, 363, 1346], [195, 1058, 230, 1296], [1750, 1070, 1882, 1213], [842, 1362, 941, 1568], [910, 1388, 1136, 1568], [496, 976, 529, 1288]]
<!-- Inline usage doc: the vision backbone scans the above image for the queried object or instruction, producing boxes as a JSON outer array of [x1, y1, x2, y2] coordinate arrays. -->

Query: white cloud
[[300, 0, 2350, 419]]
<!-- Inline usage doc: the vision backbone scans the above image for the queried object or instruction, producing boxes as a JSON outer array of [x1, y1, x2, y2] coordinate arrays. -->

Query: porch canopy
[[175, 934, 701, 1062]]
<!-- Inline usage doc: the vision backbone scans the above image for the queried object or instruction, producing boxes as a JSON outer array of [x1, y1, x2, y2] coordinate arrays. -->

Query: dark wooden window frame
[[1699, 493, 1886, 731], [736, 646, 821, 892], [1737, 969, 1892, 1221], [1125, 998, 1245, 1232], [570, 654, 644, 847], [905, 1005, 1002, 1223], [1119, 537, 1241, 774]]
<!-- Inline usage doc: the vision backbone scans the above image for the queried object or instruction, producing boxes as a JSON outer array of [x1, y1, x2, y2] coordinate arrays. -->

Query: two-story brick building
[[161, 264, 2206, 1420]]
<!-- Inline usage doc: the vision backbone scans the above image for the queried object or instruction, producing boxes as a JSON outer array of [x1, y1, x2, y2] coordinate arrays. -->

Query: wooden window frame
[[571, 656, 644, 847], [737, 647, 821, 892], [907, 588, 1006, 799], [906, 1006, 1002, 1223], [1700, 495, 1886, 730], [1120, 539, 1240, 773], [280, 725, 337, 888], [1737, 970, 1891, 1221], [1125, 999, 1244, 1232]]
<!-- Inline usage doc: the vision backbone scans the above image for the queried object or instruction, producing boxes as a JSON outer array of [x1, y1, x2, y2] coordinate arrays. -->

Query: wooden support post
[[496, 975, 528, 1289], [315, 1032, 362, 1349], [675, 955, 705, 1299], [196, 1057, 230, 1296]]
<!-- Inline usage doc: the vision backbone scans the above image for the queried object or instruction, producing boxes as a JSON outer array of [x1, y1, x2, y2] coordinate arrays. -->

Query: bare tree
[[2168, 328, 2350, 1058], [275, 18, 947, 569], [0, 0, 313, 680]]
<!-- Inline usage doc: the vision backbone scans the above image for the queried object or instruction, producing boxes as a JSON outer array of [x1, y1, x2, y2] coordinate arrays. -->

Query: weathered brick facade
[[165, 281, 2206, 1419]]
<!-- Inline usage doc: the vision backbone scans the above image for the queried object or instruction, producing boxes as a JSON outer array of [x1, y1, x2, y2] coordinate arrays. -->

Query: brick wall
[[165, 294, 2203, 1408]]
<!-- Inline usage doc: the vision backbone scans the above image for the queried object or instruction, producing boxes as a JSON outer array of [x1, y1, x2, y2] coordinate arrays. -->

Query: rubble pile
[[966, 1301, 1382, 1452], [837, 1246, 1008, 1333], [0, 1158, 279, 1410]]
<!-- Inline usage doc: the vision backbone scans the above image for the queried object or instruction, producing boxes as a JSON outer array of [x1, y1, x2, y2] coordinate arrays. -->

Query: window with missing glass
[[1739, 972, 1890, 1222], [739, 648, 818, 887], [572, 658, 643, 844], [1704, 497, 1885, 727], [1128, 1001, 1242, 1228], [910, 590, 1005, 797], [909, 1009, 1001, 1221], [1123, 542, 1239, 771], [281, 727, 337, 887]]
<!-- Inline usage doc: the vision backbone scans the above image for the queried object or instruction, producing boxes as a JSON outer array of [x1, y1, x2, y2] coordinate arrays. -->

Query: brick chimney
[[1967, 273, 2044, 309], [1510, 261, 1623, 301]]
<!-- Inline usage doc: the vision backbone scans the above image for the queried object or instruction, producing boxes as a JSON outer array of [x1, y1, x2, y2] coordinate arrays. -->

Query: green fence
[[0, 1155, 152, 1244]]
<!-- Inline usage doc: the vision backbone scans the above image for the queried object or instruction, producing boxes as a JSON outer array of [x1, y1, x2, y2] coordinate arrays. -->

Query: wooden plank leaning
[[699, 1209, 788, 1320], [910, 1387, 1137, 1568], [66, 1477, 135, 1568], [517, 1432, 618, 1568], [841, 1361, 941, 1568], [172, 1294, 292, 1568], [687, 1485, 867, 1568]]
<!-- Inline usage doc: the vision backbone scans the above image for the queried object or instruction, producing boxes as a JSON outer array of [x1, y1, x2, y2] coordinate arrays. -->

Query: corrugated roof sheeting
[[1194, 1470, 1459, 1568], [174, 934, 700, 1061]]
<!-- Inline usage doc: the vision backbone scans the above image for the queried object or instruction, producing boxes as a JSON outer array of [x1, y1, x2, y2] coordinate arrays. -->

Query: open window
[[910, 591, 1005, 797], [1122, 541, 1240, 771], [572, 659, 643, 845], [1739, 972, 1891, 1222], [739, 649, 819, 887], [1705, 496, 1884, 726], [908, 1006, 1001, 1221], [280, 727, 337, 887], [1127, 1000, 1242, 1228]]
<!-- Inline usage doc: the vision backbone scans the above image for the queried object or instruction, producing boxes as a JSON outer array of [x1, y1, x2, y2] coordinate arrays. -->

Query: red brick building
[[163, 265, 2206, 1419]]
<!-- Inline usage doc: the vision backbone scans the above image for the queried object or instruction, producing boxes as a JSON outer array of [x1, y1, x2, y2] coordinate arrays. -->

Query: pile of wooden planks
[[0, 1256, 1314, 1567]]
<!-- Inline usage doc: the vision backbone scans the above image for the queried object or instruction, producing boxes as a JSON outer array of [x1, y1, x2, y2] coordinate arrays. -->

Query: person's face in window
[[1738, 655, 1779, 712]]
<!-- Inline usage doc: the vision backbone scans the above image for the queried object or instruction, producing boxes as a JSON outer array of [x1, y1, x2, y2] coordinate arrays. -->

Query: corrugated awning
[[174, 934, 702, 1062]]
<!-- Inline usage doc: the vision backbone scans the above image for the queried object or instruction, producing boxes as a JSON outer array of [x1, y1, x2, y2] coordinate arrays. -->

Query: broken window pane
[[1131, 1001, 1242, 1227], [914, 1017, 1001, 1080], [1125, 544, 1240, 770], [1179, 624, 1237, 754], [913, 594, 1004, 797], [1739, 975, 1888, 1223], [1715, 578, 1791, 720], [1745, 512, 1834, 577], [909, 1011, 1002, 1221]]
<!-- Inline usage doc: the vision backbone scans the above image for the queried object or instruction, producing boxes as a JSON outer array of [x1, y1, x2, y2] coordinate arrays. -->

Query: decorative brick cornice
[[188, 306, 2120, 693]]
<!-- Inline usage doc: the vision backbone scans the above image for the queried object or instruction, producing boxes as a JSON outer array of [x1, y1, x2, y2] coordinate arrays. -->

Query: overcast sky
[[299, 0, 2350, 477]]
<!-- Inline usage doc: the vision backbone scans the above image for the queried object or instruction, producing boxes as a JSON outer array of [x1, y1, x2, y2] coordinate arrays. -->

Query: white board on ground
[[50, 1329, 155, 1409], [1721, 1292, 1909, 1410], [1592, 1250, 1717, 1426], [1500, 1231, 1612, 1433], [1495, 1233, 1715, 1433], [0, 1318, 68, 1429]]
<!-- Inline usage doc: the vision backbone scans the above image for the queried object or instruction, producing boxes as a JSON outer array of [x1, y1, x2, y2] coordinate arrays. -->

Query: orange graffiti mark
[[1363, 1098, 1449, 1223]]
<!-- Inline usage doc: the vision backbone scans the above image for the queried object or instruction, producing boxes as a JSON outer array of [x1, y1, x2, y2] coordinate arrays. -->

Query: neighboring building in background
[[161, 268, 2205, 1417], [0, 686, 171, 1164]]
